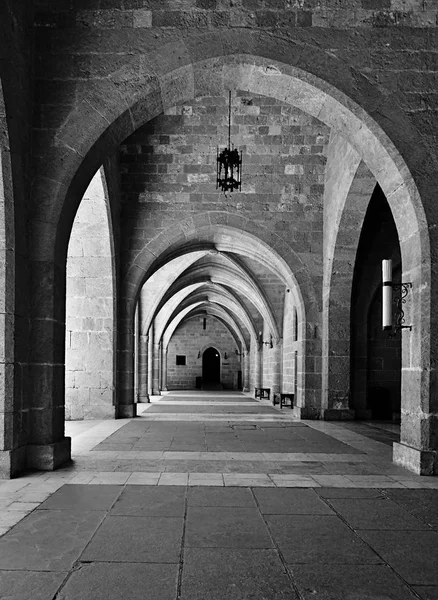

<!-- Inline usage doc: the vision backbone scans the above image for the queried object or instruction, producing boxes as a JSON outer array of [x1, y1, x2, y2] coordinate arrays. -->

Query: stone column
[[243, 352, 250, 392], [161, 345, 168, 391], [147, 331, 153, 397], [254, 343, 262, 392], [117, 313, 137, 418], [151, 324, 161, 396], [138, 334, 150, 402], [393, 244, 438, 475], [272, 339, 282, 395], [137, 290, 150, 403], [27, 259, 71, 470]]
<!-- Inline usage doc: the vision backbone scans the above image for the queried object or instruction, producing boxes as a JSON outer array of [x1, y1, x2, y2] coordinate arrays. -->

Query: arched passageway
[[21, 54, 433, 476], [65, 169, 116, 420], [350, 186, 402, 422]]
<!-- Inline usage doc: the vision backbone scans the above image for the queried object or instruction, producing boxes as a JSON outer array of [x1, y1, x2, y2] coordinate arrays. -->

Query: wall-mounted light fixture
[[224, 352, 228, 360], [382, 258, 412, 336], [197, 350, 201, 359], [216, 91, 242, 193], [235, 349, 244, 358], [257, 331, 273, 350]]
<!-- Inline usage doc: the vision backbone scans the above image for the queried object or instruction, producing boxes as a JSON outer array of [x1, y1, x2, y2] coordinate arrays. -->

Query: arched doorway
[[351, 185, 402, 423], [202, 348, 221, 386]]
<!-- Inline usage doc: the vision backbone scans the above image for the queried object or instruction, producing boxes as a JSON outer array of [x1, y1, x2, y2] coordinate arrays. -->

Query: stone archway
[[125, 223, 310, 417], [28, 54, 432, 474], [65, 168, 116, 420]]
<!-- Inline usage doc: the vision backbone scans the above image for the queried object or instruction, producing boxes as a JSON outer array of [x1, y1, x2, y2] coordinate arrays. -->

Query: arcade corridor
[[0, 392, 437, 599], [2, 2, 438, 597]]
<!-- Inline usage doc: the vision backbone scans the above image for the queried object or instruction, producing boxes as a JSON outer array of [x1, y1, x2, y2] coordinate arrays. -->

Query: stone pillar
[[272, 339, 282, 395], [243, 352, 250, 392], [151, 324, 161, 396], [27, 260, 71, 470], [161, 345, 168, 391], [137, 289, 150, 403], [393, 248, 438, 475], [321, 278, 355, 421], [117, 314, 137, 418], [254, 344, 262, 392], [147, 331, 153, 397], [293, 323, 323, 420], [138, 334, 150, 402]]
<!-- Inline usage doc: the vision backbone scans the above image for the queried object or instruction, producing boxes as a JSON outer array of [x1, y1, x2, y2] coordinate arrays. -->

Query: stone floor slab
[[357, 530, 438, 584], [253, 488, 334, 515], [316, 488, 385, 499], [328, 497, 431, 530], [0, 510, 105, 571], [37, 484, 122, 511], [57, 562, 179, 600], [0, 570, 67, 600], [187, 487, 256, 507], [186, 506, 273, 549], [266, 515, 380, 564], [111, 485, 186, 517], [181, 548, 298, 600], [384, 489, 438, 527], [289, 564, 418, 600], [412, 586, 438, 600], [81, 515, 183, 563]]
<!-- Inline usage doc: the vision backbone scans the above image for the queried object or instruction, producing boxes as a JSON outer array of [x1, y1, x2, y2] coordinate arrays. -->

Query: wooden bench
[[273, 392, 295, 409], [254, 387, 271, 401]]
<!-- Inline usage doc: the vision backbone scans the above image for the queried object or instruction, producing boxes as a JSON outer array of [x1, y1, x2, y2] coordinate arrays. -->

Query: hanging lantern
[[216, 91, 242, 193]]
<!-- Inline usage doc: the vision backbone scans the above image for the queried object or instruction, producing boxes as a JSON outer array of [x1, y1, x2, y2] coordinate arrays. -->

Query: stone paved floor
[[0, 391, 437, 599]]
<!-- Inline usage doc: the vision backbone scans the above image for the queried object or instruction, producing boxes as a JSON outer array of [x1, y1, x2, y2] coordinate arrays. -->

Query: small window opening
[[176, 355, 186, 366]]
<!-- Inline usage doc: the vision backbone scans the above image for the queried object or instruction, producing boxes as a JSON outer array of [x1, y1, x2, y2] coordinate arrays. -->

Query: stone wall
[[33, 1, 438, 30], [65, 171, 115, 420], [167, 315, 241, 390], [120, 91, 328, 299]]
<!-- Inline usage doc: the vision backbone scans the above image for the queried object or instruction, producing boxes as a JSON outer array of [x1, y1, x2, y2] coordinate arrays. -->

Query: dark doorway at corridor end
[[202, 347, 221, 390]]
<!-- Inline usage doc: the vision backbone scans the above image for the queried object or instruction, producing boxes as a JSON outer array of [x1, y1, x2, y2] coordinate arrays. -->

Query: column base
[[138, 395, 150, 403], [292, 406, 323, 420], [243, 387, 249, 392], [323, 409, 355, 421], [26, 437, 71, 471], [117, 404, 137, 418], [393, 442, 437, 476], [152, 389, 161, 395], [0, 446, 27, 479]]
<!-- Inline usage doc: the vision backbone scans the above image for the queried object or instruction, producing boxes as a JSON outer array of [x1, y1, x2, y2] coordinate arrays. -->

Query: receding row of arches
[[65, 170, 401, 422], [0, 55, 434, 477]]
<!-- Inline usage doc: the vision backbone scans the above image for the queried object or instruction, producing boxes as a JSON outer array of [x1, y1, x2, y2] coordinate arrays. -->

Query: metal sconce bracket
[[257, 332, 273, 350], [389, 282, 413, 337]]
